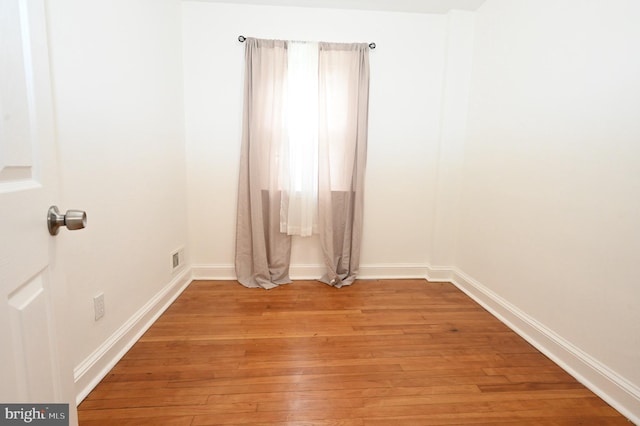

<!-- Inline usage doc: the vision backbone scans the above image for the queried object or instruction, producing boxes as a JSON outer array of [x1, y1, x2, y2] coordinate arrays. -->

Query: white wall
[[41, 0, 640, 419], [430, 10, 474, 268], [182, 2, 448, 277], [457, 0, 640, 420], [46, 0, 189, 400]]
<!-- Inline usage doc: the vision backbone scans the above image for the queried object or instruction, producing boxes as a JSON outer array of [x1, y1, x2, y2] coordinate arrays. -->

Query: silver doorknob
[[47, 205, 87, 236]]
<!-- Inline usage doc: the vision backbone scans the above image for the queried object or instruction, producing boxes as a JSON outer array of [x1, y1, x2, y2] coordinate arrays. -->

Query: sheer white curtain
[[280, 41, 319, 237], [236, 38, 370, 289]]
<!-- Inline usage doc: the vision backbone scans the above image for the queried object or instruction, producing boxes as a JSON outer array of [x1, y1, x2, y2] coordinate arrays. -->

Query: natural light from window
[[280, 41, 319, 237]]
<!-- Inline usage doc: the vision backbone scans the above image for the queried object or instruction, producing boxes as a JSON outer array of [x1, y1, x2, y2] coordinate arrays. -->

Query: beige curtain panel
[[235, 37, 370, 289]]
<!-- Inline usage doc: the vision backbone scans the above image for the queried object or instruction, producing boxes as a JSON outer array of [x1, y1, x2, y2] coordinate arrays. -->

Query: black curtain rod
[[238, 35, 376, 50]]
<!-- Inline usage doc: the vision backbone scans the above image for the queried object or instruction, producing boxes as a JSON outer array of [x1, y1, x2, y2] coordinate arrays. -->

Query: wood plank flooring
[[78, 279, 630, 425]]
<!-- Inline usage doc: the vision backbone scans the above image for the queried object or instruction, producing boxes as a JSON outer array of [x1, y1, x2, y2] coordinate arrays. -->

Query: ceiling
[[191, 0, 486, 14]]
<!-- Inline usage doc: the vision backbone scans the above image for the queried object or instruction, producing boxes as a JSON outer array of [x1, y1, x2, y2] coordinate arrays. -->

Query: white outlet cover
[[94, 293, 105, 321]]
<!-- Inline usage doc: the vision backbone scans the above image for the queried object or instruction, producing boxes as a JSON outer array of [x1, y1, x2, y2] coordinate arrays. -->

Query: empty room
[[1, 0, 638, 424]]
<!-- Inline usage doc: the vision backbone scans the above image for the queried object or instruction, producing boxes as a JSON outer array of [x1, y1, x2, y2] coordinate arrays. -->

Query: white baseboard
[[423, 265, 455, 282], [191, 262, 450, 281], [290, 264, 326, 279], [359, 263, 429, 280], [451, 269, 640, 425], [73, 269, 192, 405], [191, 264, 235, 280]]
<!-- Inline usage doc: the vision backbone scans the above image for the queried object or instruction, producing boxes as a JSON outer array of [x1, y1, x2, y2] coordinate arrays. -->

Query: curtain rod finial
[[238, 35, 246, 43], [369, 42, 376, 50]]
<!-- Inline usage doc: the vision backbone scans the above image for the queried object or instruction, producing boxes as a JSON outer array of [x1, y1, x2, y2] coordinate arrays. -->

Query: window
[[235, 37, 370, 288], [280, 42, 319, 236]]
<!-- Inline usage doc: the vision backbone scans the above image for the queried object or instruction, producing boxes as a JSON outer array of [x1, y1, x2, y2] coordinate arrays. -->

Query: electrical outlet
[[172, 251, 180, 269], [94, 293, 105, 321]]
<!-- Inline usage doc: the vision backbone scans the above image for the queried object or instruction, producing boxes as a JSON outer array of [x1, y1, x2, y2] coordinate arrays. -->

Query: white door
[[0, 0, 76, 420]]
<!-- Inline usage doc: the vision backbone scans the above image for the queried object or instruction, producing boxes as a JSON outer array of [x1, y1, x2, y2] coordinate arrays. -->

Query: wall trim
[[191, 264, 235, 280], [360, 263, 429, 280], [73, 269, 192, 405], [423, 265, 455, 282], [191, 263, 452, 282], [451, 268, 640, 424]]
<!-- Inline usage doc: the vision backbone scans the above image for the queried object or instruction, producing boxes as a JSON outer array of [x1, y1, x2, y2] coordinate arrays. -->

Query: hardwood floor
[[78, 280, 629, 425]]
